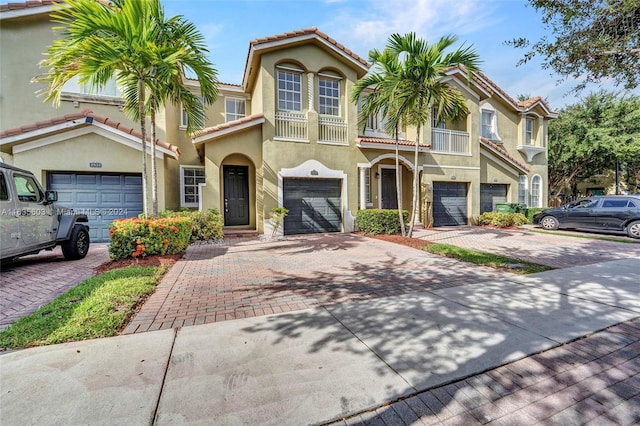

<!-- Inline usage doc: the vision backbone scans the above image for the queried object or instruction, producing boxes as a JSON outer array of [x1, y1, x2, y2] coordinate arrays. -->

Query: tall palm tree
[[352, 49, 408, 235], [36, 0, 218, 217], [357, 33, 481, 237]]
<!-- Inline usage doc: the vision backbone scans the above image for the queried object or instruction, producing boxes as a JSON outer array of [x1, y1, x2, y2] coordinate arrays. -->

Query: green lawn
[[422, 243, 553, 274], [0, 266, 164, 350]]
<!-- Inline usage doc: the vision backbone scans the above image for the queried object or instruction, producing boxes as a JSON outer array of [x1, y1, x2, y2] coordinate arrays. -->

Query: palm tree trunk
[[139, 79, 149, 218], [150, 94, 158, 218], [395, 125, 405, 236], [408, 124, 420, 237]]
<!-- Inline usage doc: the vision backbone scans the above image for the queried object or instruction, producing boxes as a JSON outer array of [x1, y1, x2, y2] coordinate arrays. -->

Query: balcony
[[319, 115, 347, 145], [431, 128, 469, 154], [275, 111, 307, 141]]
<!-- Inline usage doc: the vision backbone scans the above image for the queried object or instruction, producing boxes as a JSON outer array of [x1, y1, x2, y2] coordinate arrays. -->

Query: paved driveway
[[0, 244, 110, 330]]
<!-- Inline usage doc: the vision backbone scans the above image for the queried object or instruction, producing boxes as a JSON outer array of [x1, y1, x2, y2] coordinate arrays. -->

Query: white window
[[319, 78, 340, 116], [525, 117, 534, 145], [180, 166, 205, 207], [62, 75, 120, 98], [225, 98, 246, 122], [365, 168, 371, 204], [277, 70, 302, 112], [480, 104, 500, 141], [181, 96, 204, 128], [531, 175, 542, 208], [518, 175, 528, 206], [432, 107, 445, 129]]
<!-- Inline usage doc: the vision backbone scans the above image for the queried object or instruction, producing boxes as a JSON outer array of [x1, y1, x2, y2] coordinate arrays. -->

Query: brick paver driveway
[[0, 245, 110, 330], [124, 233, 515, 334]]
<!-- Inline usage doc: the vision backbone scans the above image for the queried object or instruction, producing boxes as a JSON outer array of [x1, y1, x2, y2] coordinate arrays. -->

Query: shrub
[[356, 209, 410, 235], [109, 217, 192, 260], [526, 207, 545, 224], [158, 209, 223, 242], [478, 212, 529, 228], [270, 207, 288, 238]]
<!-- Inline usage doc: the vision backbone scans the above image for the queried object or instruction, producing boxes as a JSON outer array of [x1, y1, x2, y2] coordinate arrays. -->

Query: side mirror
[[45, 190, 58, 203]]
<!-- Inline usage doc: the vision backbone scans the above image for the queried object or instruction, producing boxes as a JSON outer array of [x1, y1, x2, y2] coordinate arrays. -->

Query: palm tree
[[356, 33, 481, 237], [352, 49, 408, 235], [36, 0, 218, 217]]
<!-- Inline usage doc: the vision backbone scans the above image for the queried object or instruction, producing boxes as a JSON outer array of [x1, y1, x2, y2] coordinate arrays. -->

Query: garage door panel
[[48, 172, 142, 242], [283, 178, 342, 235], [480, 184, 508, 214], [433, 182, 468, 227]]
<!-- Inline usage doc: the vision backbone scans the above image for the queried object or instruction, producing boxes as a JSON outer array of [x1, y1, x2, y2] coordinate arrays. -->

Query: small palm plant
[[270, 207, 289, 238]]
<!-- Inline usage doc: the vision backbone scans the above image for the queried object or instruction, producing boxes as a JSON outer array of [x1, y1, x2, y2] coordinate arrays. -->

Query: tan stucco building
[[1, 1, 557, 241]]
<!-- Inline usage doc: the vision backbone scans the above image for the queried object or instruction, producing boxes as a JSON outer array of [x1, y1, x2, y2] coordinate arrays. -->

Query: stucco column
[[307, 72, 315, 112], [359, 166, 367, 209]]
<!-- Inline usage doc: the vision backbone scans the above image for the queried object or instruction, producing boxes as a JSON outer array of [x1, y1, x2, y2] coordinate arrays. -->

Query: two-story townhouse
[[1, 1, 556, 241]]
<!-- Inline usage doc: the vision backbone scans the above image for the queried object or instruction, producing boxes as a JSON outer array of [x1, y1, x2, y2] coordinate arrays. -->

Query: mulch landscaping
[[367, 233, 434, 250], [96, 253, 183, 275]]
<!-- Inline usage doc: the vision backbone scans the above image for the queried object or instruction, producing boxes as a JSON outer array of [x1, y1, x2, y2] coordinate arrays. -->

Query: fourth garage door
[[48, 172, 143, 242], [433, 182, 468, 227], [283, 178, 342, 235]]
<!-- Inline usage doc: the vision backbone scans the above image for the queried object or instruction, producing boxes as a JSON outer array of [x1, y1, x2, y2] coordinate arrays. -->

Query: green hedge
[[108, 217, 192, 260], [356, 209, 410, 235], [526, 208, 545, 224], [158, 209, 223, 242], [478, 212, 529, 228]]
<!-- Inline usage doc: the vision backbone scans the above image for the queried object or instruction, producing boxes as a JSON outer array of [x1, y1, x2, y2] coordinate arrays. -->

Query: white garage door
[[48, 172, 143, 242]]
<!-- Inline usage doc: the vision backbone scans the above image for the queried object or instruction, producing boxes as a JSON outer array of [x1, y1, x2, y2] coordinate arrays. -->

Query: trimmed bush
[[478, 212, 529, 228], [158, 209, 223, 242], [357, 209, 410, 235], [109, 217, 192, 260], [526, 207, 545, 224]]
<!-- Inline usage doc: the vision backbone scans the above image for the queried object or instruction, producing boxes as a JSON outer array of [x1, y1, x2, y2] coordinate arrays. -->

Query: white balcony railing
[[275, 111, 307, 141], [319, 115, 347, 144], [431, 128, 469, 154]]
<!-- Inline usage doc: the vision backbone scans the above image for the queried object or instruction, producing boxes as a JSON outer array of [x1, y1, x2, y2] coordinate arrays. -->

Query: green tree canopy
[[548, 91, 640, 195], [508, 0, 640, 91]]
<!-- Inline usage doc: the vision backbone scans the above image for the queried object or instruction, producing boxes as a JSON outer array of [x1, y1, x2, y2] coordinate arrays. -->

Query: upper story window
[[480, 104, 500, 141], [181, 96, 204, 128], [525, 117, 534, 145], [277, 68, 302, 112], [226, 98, 246, 122], [432, 107, 445, 129], [318, 75, 340, 116]]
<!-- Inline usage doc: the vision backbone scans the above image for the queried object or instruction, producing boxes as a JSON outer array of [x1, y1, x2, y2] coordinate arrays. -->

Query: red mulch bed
[[96, 253, 183, 275], [366, 233, 433, 250]]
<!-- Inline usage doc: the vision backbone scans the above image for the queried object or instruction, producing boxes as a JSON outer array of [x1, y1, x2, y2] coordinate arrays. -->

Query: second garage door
[[48, 172, 143, 242], [283, 178, 342, 235], [433, 182, 468, 227]]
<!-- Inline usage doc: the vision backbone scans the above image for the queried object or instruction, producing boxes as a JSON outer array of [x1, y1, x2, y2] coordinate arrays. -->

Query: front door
[[223, 165, 249, 226], [380, 168, 398, 209]]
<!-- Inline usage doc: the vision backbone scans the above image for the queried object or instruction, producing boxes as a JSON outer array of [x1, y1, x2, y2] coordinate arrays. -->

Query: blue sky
[[163, 0, 633, 110]]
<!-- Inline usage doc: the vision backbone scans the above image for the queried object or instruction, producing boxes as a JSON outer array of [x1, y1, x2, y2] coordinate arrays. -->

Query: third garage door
[[433, 182, 468, 227], [283, 178, 342, 235]]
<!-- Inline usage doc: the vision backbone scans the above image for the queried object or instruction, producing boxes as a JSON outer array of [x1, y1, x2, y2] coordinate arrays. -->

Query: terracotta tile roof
[[0, 109, 180, 157], [357, 136, 430, 149], [0, 0, 54, 12], [195, 112, 265, 138], [250, 27, 369, 69], [479, 136, 529, 173]]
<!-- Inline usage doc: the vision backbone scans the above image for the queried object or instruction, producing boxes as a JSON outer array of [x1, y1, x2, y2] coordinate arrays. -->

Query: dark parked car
[[533, 195, 640, 239]]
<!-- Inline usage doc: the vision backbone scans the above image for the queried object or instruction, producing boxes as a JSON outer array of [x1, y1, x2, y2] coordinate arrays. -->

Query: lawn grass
[[529, 229, 635, 243], [0, 266, 164, 350], [422, 243, 553, 274]]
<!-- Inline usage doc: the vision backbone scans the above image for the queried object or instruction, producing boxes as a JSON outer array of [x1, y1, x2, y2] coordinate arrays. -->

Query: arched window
[[531, 175, 543, 207]]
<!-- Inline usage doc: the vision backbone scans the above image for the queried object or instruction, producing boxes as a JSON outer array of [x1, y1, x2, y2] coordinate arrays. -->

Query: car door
[[564, 198, 599, 229], [11, 171, 55, 247], [0, 170, 20, 258], [596, 197, 636, 231]]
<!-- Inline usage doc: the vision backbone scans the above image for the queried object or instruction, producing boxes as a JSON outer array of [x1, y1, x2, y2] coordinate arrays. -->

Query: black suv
[[533, 195, 640, 239]]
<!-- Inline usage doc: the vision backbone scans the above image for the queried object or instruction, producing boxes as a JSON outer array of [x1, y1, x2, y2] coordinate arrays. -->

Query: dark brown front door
[[381, 168, 398, 209], [223, 165, 249, 226]]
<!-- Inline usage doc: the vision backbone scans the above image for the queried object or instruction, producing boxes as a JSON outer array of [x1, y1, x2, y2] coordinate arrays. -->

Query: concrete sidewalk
[[1, 258, 639, 425]]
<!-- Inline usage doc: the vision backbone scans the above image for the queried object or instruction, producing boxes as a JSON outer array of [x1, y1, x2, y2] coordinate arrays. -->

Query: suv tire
[[62, 225, 90, 260], [627, 220, 640, 239]]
